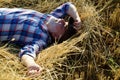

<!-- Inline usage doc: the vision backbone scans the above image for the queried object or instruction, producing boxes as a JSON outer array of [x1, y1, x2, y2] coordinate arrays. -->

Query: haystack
[[0, 0, 120, 80]]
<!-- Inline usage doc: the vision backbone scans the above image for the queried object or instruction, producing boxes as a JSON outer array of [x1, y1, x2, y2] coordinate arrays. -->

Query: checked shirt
[[0, 2, 72, 59]]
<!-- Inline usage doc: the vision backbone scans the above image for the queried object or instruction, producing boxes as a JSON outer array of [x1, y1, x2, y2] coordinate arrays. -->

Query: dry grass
[[0, 0, 120, 80]]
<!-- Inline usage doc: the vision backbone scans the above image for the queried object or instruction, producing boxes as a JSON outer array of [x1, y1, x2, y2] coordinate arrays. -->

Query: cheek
[[48, 22, 57, 32]]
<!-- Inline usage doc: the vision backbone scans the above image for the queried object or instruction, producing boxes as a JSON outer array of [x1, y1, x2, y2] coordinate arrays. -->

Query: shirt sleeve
[[19, 40, 47, 59], [50, 2, 72, 18]]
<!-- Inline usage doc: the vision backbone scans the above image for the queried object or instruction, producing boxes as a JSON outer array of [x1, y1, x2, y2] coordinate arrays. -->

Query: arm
[[19, 40, 46, 75], [66, 3, 81, 23], [50, 2, 81, 30], [67, 2, 81, 30], [21, 55, 40, 73]]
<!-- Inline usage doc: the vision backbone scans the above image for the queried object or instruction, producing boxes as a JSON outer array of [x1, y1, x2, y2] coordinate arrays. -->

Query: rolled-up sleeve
[[50, 2, 73, 18], [19, 40, 47, 59]]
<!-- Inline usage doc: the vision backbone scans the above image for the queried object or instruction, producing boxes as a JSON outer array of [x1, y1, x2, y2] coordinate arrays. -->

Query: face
[[47, 18, 66, 40]]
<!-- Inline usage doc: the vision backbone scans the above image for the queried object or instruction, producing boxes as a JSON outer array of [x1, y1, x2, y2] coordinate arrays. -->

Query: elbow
[[68, 2, 77, 11]]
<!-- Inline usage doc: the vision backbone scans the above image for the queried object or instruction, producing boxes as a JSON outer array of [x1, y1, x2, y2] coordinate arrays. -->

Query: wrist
[[21, 55, 35, 67], [74, 17, 81, 22]]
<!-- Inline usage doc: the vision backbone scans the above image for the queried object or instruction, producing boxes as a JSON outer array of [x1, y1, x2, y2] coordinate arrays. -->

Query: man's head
[[46, 16, 67, 40]]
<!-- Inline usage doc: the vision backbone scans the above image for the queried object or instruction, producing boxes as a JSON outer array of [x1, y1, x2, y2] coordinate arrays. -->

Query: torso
[[0, 8, 51, 45]]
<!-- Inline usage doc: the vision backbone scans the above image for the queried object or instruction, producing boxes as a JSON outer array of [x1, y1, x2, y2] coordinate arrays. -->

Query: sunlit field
[[0, 0, 120, 80]]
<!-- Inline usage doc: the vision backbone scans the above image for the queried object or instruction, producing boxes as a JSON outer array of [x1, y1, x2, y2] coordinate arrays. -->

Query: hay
[[0, 0, 120, 80]]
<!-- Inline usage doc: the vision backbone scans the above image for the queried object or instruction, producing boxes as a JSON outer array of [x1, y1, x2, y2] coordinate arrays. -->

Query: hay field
[[0, 0, 120, 80]]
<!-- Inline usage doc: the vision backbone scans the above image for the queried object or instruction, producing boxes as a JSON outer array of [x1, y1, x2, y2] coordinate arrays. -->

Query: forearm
[[67, 3, 81, 22], [21, 55, 36, 67], [19, 41, 46, 68], [21, 54, 42, 76]]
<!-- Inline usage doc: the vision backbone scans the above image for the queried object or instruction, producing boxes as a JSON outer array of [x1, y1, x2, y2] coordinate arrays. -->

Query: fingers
[[28, 70, 40, 77], [73, 21, 82, 30], [74, 22, 81, 27], [27, 65, 43, 77], [28, 66, 39, 75]]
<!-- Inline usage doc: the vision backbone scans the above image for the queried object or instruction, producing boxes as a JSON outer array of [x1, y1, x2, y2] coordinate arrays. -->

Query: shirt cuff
[[19, 51, 36, 60]]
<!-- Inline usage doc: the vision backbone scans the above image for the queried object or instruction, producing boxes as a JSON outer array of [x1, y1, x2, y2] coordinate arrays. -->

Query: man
[[0, 2, 81, 75]]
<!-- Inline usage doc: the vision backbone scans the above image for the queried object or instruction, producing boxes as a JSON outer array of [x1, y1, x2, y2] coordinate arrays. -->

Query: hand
[[73, 20, 82, 30], [27, 63, 43, 77], [21, 55, 43, 77]]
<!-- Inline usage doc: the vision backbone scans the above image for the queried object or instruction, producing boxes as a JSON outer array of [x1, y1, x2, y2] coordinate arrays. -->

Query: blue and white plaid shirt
[[0, 2, 72, 59]]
